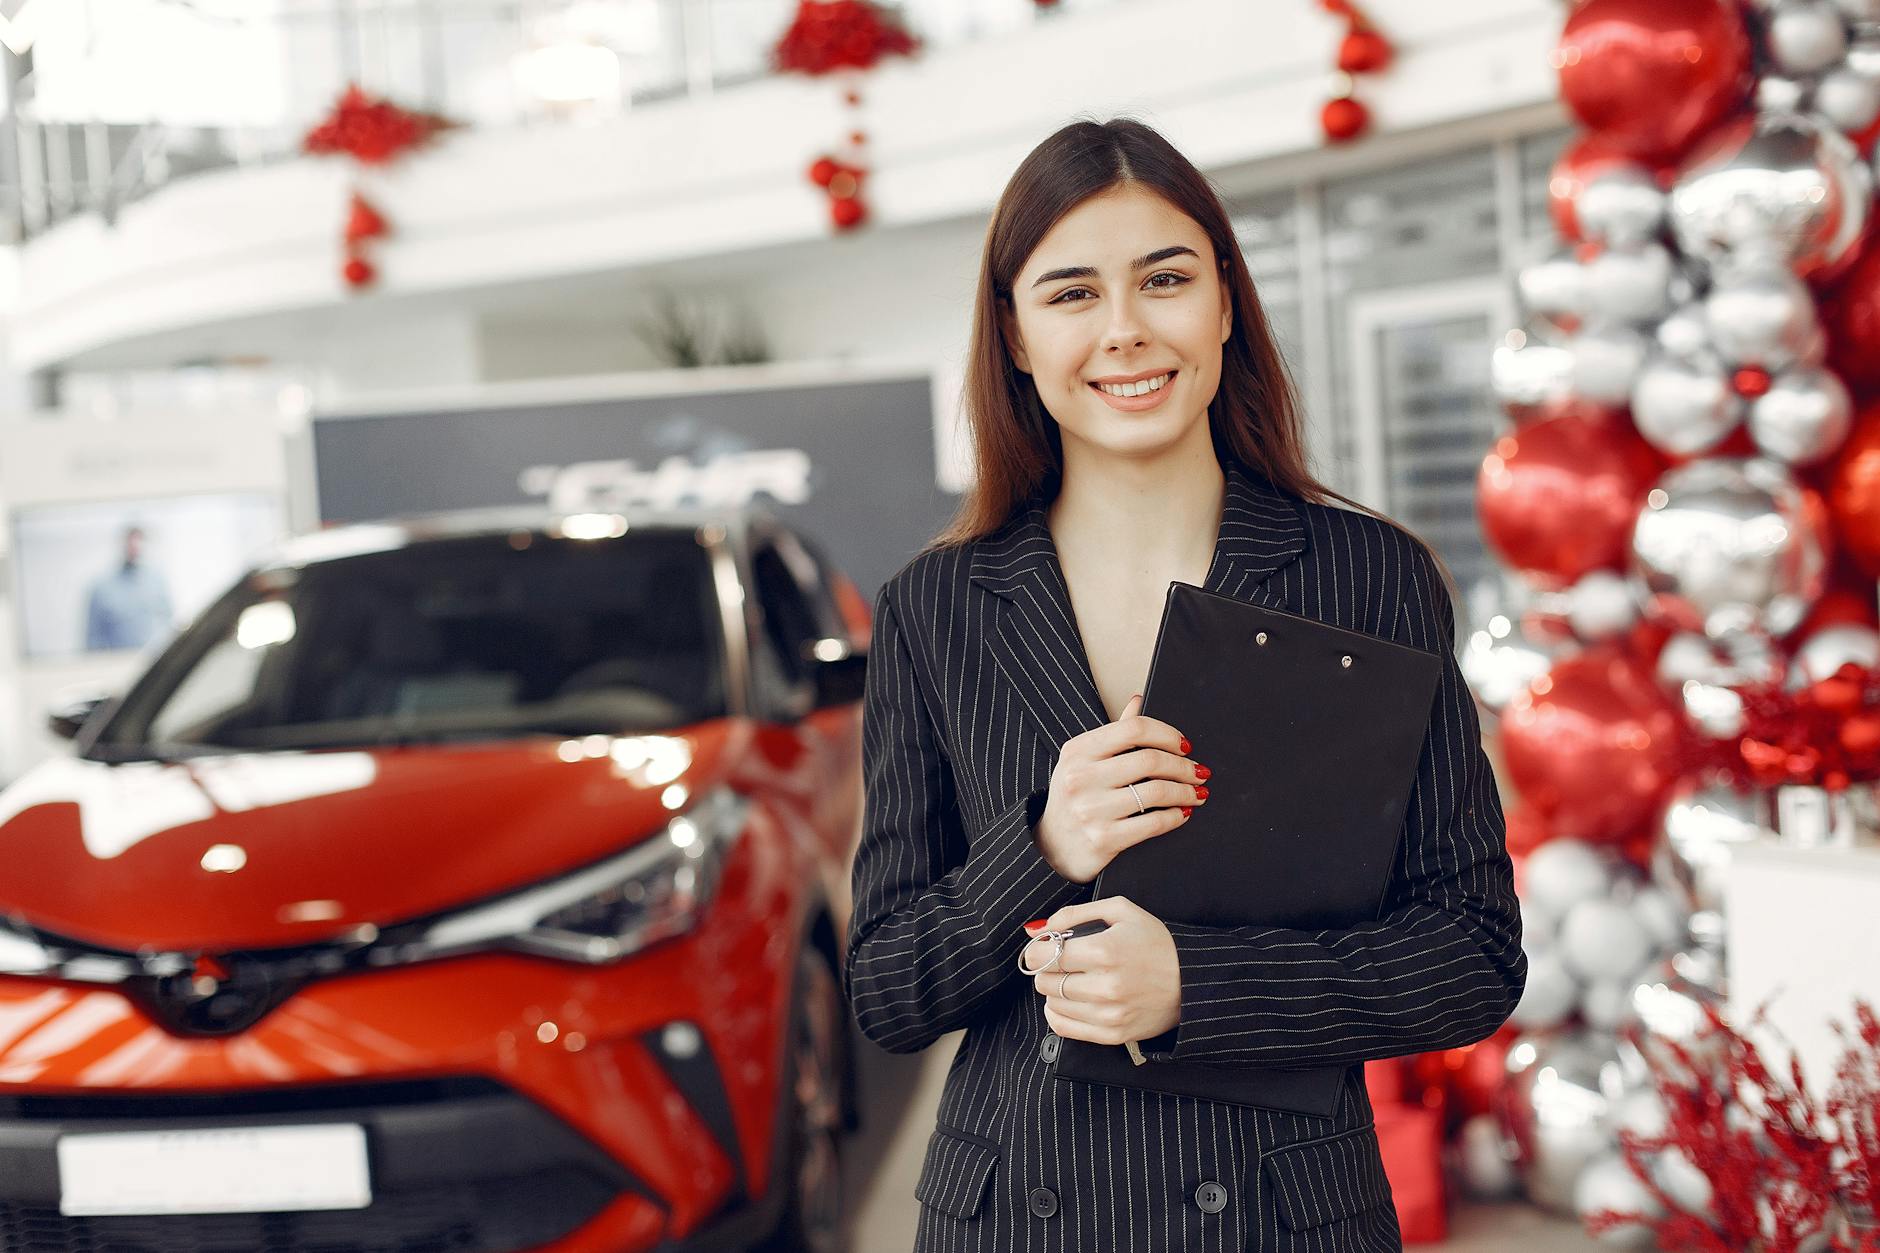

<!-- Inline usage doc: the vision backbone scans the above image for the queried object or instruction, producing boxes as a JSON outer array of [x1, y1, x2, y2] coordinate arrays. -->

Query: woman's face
[[1001, 183, 1233, 464]]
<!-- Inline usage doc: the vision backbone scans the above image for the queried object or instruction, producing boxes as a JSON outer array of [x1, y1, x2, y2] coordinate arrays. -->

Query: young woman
[[844, 117, 1525, 1253]]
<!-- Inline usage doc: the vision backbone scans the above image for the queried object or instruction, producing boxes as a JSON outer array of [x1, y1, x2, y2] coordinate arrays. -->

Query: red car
[[0, 506, 870, 1251]]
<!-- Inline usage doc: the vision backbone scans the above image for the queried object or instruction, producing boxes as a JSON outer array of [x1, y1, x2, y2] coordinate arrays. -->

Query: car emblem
[[134, 952, 303, 1037]]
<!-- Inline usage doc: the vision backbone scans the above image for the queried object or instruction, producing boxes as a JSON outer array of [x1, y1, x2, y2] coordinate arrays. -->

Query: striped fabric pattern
[[845, 455, 1525, 1252]]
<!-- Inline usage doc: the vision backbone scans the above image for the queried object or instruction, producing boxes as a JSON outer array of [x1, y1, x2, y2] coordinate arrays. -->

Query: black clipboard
[[1050, 580, 1444, 1116]]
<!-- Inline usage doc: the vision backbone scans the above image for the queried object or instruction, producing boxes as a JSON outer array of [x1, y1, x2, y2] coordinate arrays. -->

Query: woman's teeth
[[1094, 372, 1173, 397]]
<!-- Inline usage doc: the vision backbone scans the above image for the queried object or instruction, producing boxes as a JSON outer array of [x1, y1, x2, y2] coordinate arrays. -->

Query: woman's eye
[[1049, 271, 1192, 305]]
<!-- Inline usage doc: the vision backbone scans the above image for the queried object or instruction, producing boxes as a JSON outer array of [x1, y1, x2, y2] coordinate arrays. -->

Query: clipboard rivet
[[1341, 655, 1353, 668], [1255, 632, 1268, 645]]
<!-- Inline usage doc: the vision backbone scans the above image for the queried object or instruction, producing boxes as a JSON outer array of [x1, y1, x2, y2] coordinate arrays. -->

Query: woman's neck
[[1046, 439, 1227, 578]]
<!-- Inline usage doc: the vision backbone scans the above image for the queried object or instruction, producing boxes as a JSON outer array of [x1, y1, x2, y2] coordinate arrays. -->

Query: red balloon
[[1504, 802, 1554, 858], [1822, 243, 1880, 392], [1548, 132, 1650, 244], [1477, 410, 1666, 587], [1501, 647, 1688, 843], [1557, 0, 1753, 163], [1829, 406, 1880, 578]]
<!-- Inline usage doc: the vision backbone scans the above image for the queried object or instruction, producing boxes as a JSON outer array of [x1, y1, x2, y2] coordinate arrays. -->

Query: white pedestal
[[1724, 842, 1880, 1098]]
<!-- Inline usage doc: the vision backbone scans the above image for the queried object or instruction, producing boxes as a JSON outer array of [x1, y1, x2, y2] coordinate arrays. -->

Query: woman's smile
[[1089, 368, 1178, 412]]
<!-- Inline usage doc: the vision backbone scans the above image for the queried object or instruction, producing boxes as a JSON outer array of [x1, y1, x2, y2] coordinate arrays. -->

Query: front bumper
[[0, 836, 808, 1253]]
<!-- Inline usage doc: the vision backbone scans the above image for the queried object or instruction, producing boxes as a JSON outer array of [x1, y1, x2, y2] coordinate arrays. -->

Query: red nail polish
[[1179, 736, 1191, 754], [1180, 806, 1193, 818], [1023, 918, 1050, 933], [1195, 786, 1209, 801], [1194, 764, 1211, 781]]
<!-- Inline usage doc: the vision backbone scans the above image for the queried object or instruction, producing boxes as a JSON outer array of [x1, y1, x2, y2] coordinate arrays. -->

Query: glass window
[[94, 528, 726, 756]]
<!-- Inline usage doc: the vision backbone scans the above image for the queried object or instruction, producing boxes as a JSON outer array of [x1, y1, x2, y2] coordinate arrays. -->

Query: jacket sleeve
[[844, 580, 1089, 1054], [1141, 543, 1526, 1069]]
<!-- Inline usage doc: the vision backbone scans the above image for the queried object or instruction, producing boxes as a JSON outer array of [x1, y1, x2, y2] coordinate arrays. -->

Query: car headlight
[[372, 785, 752, 967]]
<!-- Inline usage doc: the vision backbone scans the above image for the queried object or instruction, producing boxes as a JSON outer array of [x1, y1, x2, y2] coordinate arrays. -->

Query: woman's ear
[[1219, 266, 1233, 345], [1000, 303, 1033, 375]]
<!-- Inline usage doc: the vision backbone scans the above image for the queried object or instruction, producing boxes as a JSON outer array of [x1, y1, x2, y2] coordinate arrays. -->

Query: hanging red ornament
[[831, 197, 866, 230], [342, 253, 376, 289], [302, 84, 453, 166], [850, 129, 866, 145], [344, 191, 388, 245], [808, 156, 840, 187], [1338, 27, 1393, 74], [1321, 95, 1370, 143], [827, 167, 862, 200], [771, 1, 918, 76]]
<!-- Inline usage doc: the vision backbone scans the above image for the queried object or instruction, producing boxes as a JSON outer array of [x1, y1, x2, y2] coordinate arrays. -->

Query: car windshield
[[88, 528, 727, 758]]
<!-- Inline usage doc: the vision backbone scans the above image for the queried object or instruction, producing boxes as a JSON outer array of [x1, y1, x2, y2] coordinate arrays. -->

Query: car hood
[[0, 724, 748, 952]]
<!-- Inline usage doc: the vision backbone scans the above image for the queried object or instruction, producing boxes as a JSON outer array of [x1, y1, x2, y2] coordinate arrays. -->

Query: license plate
[[59, 1124, 371, 1216]]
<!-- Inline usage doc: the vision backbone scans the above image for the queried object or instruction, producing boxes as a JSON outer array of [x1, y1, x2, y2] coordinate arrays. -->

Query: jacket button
[[1195, 1181, 1228, 1214], [1039, 1033, 1060, 1063], [1028, 1186, 1059, 1218]]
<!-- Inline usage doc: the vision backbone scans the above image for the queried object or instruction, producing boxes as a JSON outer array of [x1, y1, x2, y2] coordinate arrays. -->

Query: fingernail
[[1023, 918, 1050, 933], [1194, 764, 1212, 781], [1179, 736, 1191, 754], [1194, 786, 1209, 801], [1180, 806, 1193, 818]]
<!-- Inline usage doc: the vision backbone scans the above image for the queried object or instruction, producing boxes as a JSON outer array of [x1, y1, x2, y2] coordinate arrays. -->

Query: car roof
[[264, 502, 774, 570]]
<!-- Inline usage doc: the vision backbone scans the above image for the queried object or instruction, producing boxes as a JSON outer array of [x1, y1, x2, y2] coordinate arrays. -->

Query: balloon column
[[1448, 0, 1880, 1243]]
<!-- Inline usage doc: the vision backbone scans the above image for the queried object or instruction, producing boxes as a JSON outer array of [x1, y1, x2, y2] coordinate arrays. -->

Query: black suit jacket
[[844, 456, 1526, 1252]]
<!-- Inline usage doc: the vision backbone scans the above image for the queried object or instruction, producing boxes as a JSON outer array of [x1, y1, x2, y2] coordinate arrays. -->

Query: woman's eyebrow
[[1029, 244, 1201, 288]]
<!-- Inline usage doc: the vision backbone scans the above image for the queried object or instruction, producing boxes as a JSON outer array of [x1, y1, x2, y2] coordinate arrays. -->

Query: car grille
[[0, 1078, 643, 1253]]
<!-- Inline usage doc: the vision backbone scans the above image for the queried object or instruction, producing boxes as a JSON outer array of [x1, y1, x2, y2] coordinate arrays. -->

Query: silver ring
[[1126, 781, 1146, 815], [1057, 970, 1073, 1000]]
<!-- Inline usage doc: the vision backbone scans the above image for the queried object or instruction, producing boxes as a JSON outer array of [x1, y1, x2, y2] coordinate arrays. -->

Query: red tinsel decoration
[[1585, 999, 1880, 1252], [1674, 662, 1880, 792], [302, 84, 452, 165], [771, 0, 918, 77]]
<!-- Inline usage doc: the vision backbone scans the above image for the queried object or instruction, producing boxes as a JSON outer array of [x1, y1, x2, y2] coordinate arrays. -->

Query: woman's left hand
[[1022, 897, 1181, 1046]]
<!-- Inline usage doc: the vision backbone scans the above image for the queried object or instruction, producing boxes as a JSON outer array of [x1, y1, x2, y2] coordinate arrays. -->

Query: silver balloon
[[1572, 324, 1650, 406], [1524, 837, 1616, 918], [1498, 1029, 1630, 1214], [1655, 303, 1713, 361], [1491, 327, 1578, 419], [1818, 66, 1880, 132], [1703, 262, 1821, 372], [1787, 621, 1880, 685], [1768, 0, 1851, 77], [1575, 1151, 1664, 1247], [1653, 777, 1775, 945], [1457, 1113, 1522, 1200], [1561, 897, 1656, 983], [1757, 74, 1812, 116], [1512, 948, 1581, 1031], [1567, 569, 1642, 640], [1629, 351, 1743, 457], [1848, 26, 1880, 78], [1631, 456, 1830, 638], [1623, 947, 1730, 1084], [1578, 167, 1668, 249], [1749, 366, 1854, 465], [1669, 112, 1872, 281], [1584, 244, 1675, 327], [1680, 678, 1747, 738], [1517, 250, 1589, 332]]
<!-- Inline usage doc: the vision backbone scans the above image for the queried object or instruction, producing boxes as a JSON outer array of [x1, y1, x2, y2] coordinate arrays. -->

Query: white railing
[[2, 0, 1122, 242]]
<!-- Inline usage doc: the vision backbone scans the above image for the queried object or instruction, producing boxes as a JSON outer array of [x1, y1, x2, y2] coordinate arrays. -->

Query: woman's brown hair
[[928, 115, 1458, 607]]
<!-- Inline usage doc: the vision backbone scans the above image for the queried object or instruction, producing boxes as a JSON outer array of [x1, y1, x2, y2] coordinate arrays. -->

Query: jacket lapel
[[967, 459, 1311, 755]]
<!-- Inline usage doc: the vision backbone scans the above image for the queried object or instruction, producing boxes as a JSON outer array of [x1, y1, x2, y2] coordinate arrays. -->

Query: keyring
[[1016, 928, 1070, 975]]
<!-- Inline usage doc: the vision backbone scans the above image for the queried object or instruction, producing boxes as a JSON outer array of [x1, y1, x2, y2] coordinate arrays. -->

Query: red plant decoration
[[301, 85, 454, 290], [772, 1, 918, 233], [1584, 999, 1880, 1252]]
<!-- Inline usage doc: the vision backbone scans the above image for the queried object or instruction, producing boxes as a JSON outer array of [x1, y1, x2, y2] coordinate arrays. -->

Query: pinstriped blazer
[[844, 455, 1526, 1252]]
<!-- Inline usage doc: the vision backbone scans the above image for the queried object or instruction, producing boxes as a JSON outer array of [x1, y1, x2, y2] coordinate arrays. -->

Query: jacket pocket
[[1261, 1123, 1393, 1231], [913, 1123, 1000, 1220]]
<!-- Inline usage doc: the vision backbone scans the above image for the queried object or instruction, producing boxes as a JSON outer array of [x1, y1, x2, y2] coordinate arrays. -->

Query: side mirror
[[806, 638, 869, 709], [46, 692, 112, 741]]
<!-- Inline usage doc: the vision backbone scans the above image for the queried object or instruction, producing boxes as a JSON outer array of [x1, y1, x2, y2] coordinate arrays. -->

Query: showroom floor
[[838, 1032, 1598, 1251]]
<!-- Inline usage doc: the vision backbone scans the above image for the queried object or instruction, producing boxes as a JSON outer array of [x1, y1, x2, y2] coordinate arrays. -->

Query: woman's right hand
[[1033, 693, 1209, 884]]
